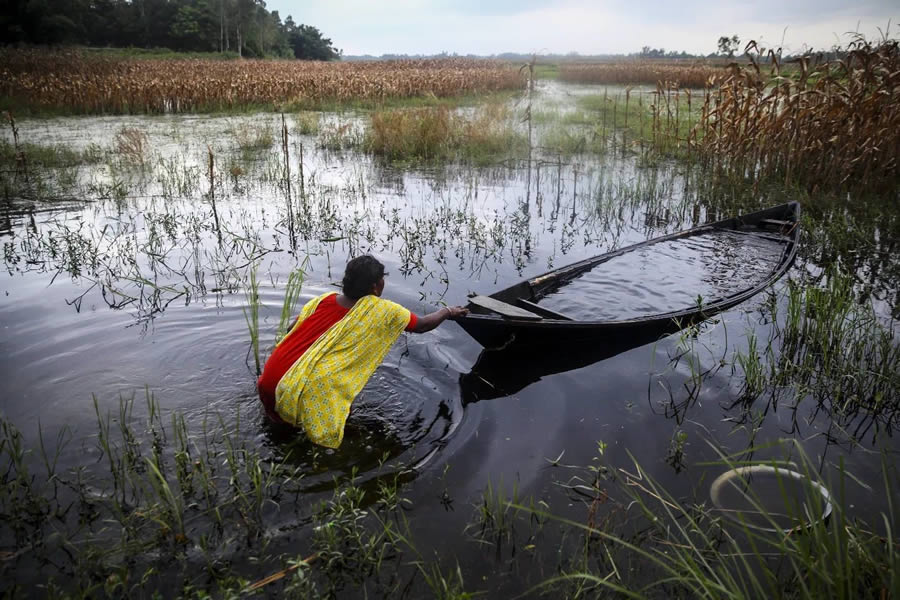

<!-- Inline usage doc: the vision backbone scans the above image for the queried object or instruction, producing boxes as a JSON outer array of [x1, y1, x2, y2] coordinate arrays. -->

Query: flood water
[[1, 80, 898, 596]]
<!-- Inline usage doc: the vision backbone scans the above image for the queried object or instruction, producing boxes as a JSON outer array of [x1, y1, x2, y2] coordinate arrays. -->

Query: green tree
[[170, 2, 217, 51], [717, 34, 741, 57], [2, 0, 89, 45], [286, 22, 340, 60], [1, 0, 336, 60]]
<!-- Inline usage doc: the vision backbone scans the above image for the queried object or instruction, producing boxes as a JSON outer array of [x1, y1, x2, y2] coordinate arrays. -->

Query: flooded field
[[2, 80, 899, 597]]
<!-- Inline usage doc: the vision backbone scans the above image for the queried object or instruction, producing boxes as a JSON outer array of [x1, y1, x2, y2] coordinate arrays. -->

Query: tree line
[[1, 0, 341, 60]]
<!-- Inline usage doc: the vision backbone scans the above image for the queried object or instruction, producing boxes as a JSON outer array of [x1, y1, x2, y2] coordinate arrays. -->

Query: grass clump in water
[[230, 120, 274, 155], [0, 139, 105, 169], [0, 125, 106, 198], [366, 103, 528, 165], [317, 119, 365, 151], [276, 264, 307, 343], [294, 111, 321, 136], [114, 126, 150, 167], [539, 124, 608, 155], [733, 268, 900, 428]]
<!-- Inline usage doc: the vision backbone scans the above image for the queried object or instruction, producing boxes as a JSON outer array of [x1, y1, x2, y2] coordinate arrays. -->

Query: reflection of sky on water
[[541, 229, 788, 320]]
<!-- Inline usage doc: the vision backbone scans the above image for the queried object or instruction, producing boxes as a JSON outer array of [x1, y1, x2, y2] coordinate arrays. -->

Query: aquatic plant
[[416, 561, 474, 600], [114, 126, 149, 166], [0, 139, 105, 170], [538, 85, 701, 158], [527, 443, 899, 600], [368, 106, 455, 161], [230, 120, 273, 155], [243, 262, 261, 375], [316, 119, 365, 151], [294, 111, 321, 136], [732, 268, 900, 430], [6, 394, 893, 599], [366, 102, 528, 164], [276, 263, 308, 344], [471, 478, 520, 546], [0, 393, 414, 597], [665, 429, 689, 473]]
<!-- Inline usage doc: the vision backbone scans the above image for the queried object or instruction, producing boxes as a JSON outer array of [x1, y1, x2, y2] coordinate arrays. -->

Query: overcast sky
[[267, 0, 897, 56]]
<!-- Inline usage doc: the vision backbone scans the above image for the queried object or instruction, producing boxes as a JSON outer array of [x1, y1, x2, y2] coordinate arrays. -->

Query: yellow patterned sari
[[274, 292, 411, 448]]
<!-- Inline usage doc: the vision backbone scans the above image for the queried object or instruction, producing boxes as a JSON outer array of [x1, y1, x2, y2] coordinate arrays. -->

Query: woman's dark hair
[[342, 255, 385, 299]]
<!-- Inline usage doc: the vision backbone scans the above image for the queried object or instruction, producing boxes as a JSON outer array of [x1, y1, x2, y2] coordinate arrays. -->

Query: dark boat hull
[[457, 311, 698, 349], [456, 203, 800, 349]]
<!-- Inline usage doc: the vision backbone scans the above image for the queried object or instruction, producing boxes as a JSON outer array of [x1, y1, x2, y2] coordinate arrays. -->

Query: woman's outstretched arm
[[411, 305, 468, 333]]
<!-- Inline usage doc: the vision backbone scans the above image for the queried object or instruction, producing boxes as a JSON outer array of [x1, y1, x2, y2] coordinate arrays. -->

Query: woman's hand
[[444, 306, 469, 320], [412, 305, 470, 333]]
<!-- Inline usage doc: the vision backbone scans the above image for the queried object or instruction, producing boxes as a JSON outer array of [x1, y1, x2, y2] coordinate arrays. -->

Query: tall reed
[[276, 264, 307, 343], [243, 263, 261, 375]]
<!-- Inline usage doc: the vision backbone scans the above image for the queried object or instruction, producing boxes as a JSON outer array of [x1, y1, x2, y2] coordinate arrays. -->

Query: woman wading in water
[[257, 255, 468, 448]]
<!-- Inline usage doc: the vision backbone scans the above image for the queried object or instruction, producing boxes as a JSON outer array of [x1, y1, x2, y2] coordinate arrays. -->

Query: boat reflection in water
[[459, 331, 662, 403]]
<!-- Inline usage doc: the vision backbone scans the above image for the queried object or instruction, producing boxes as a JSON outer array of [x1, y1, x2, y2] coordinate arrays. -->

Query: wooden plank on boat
[[760, 218, 791, 228], [469, 295, 543, 320], [516, 299, 572, 320]]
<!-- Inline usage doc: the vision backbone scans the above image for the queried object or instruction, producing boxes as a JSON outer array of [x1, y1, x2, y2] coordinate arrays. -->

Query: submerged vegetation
[[732, 268, 900, 431], [534, 445, 900, 600], [0, 395, 414, 597], [538, 85, 701, 157], [367, 102, 528, 164]]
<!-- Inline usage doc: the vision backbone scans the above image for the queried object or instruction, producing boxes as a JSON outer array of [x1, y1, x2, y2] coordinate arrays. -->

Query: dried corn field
[[694, 39, 900, 191], [559, 61, 727, 88], [0, 50, 524, 114]]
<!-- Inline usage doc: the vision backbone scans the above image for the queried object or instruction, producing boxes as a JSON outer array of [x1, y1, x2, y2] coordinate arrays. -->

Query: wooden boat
[[456, 202, 800, 349]]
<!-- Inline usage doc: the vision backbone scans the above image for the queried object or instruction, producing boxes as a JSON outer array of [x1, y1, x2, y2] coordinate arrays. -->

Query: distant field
[[0, 49, 525, 115], [558, 60, 730, 88]]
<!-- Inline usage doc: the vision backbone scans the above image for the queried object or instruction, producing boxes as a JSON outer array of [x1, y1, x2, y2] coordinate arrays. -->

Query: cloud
[[268, 0, 898, 55], [435, 0, 556, 16]]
